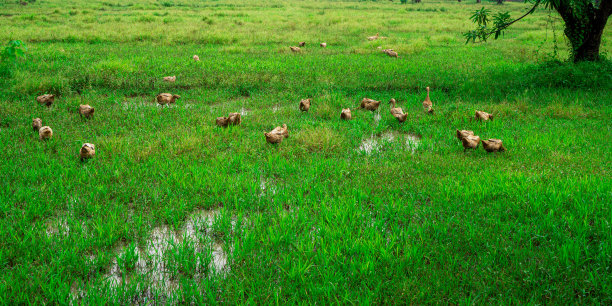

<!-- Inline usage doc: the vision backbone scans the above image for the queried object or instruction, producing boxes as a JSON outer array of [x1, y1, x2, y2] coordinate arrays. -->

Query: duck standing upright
[[422, 87, 434, 114]]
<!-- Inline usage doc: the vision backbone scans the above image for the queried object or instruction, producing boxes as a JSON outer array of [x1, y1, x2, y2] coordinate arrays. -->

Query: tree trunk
[[497, 0, 503, 4], [553, 0, 611, 62], [572, 22, 605, 62], [476, 0, 481, 3]]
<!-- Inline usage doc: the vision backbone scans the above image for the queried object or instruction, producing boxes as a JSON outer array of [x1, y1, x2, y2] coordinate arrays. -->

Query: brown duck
[[341, 108, 352, 120], [298, 42, 306, 47], [265, 124, 289, 143], [383, 49, 399, 58], [39, 126, 53, 140], [389, 98, 408, 123], [422, 87, 434, 114], [290, 46, 301, 52], [228, 112, 242, 125], [475, 110, 494, 121], [270, 124, 289, 138], [359, 98, 381, 111], [37, 94, 55, 107], [320, 42, 327, 48], [163, 76, 176, 82], [461, 135, 480, 152], [264, 132, 284, 144], [216, 117, 230, 127], [482, 139, 506, 152], [80, 143, 95, 160], [299, 98, 311, 112], [156, 93, 180, 105], [367, 33, 380, 41], [32, 118, 42, 131], [78, 104, 95, 118], [456, 129, 474, 141]]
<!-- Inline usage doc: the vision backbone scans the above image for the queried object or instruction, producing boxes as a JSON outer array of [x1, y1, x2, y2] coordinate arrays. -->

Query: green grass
[[0, 0, 611, 303]]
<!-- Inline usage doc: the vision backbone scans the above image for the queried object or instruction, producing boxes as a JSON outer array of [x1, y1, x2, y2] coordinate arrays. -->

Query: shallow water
[[240, 107, 249, 116], [358, 130, 421, 154], [101, 208, 227, 296]]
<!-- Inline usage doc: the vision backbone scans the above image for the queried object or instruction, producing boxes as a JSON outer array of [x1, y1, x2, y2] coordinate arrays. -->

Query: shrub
[[0, 40, 26, 78]]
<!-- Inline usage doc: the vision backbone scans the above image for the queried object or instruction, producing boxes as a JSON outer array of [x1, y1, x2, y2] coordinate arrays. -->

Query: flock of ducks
[[32, 93, 97, 160], [32, 84, 505, 154], [289, 41, 328, 53], [30, 33, 505, 159], [456, 110, 505, 152]]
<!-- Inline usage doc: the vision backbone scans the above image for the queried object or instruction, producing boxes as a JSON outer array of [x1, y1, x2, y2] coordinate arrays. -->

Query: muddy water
[[358, 130, 421, 154], [102, 208, 228, 295]]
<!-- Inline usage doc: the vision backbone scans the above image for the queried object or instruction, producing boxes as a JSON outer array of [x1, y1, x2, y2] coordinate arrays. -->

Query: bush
[[0, 40, 26, 78]]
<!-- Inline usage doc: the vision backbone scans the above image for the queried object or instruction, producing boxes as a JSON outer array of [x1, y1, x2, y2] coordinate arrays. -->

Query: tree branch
[[483, 0, 542, 37]]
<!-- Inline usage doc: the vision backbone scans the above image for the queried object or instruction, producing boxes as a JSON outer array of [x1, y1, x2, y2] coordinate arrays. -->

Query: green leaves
[[0, 40, 27, 62], [493, 12, 511, 39], [464, 1, 542, 44], [0, 40, 27, 78], [470, 7, 490, 26]]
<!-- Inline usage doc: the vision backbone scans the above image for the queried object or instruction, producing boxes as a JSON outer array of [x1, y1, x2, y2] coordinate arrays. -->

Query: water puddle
[[259, 176, 277, 198], [46, 217, 70, 237], [101, 208, 227, 296], [358, 130, 421, 154], [373, 111, 381, 126], [240, 107, 250, 116]]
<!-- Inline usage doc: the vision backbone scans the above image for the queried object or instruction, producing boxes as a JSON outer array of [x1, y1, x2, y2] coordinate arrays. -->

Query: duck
[[39, 126, 53, 140], [299, 98, 311, 112], [359, 98, 381, 111], [37, 94, 55, 107], [156, 93, 180, 105], [299, 42, 306, 47], [78, 104, 95, 118], [367, 33, 380, 41], [475, 110, 494, 121], [193, 55, 200, 61], [216, 116, 230, 127], [461, 135, 480, 152], [32, 118, 42, 131], [422, 87, 434, 114], [456, 129, 474, 141], [163, 76, 176, 82], [80, 143, 95, 160], [482, 139, 506, 152], [382, 49, 399, 57], [228, 112, 242, 125], [341, 108, 352, 120], [270, 124, 289, 138], [264, 132, 284, 144], [320, 42, 327, 48], [389, 99, 408, 123], [290, 46, 301, 52], [265, 124, 289, 143]]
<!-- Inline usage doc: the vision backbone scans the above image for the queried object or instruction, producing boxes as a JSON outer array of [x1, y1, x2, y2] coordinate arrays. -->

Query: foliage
[[0, 40, 27, 77], [465, 0, 612, 61]]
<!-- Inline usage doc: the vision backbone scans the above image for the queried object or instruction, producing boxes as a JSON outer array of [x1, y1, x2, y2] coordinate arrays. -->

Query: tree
[[465, 0, 612, 62]]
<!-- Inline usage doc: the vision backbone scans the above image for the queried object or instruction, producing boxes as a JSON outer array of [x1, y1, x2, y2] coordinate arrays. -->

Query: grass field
[[0, 0, 611, 303]]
